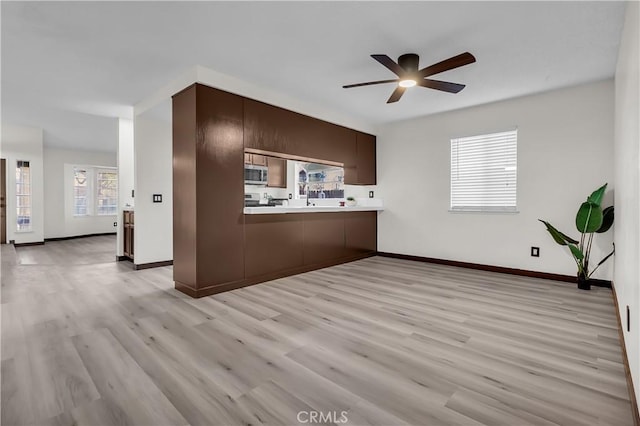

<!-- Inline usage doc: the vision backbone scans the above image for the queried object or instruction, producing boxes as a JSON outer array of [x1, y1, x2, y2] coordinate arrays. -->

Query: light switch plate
[[531, 247, 540, 257], [369, 191, 374, 198]]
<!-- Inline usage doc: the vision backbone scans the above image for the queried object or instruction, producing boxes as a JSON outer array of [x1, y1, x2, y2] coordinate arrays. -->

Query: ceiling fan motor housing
[[398, 53, 420, 73]]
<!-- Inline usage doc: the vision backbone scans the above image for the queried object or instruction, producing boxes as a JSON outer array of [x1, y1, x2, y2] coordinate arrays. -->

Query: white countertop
[[244, 205, 384, 214]]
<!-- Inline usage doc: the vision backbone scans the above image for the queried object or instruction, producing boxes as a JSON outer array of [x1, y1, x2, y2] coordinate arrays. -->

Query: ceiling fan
[[343, 52, 476, 103]]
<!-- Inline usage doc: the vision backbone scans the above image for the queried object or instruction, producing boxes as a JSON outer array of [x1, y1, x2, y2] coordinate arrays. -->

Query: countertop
[[244, 205, 384, 214]]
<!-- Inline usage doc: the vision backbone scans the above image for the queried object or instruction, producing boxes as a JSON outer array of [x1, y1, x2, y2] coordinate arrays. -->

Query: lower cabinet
[[244, 215, 304, 277], [345, 211, 377, 256], [244, 211, 377, 279], [123, 210, 134, 259]]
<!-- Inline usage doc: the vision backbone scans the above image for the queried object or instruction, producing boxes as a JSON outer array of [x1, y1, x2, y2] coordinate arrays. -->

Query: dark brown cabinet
[[244, 98, 356, 164], [356, 132, 377, 185], [343, 132, 376, 185], [345, 211, 377, 256], [303, 213, 346, 265], [267, 157, 286, 188], [173, 84, 245, 293], [244, 215, 304, 277], [243, 211, 377, 282], [123, 210, 134, 259], [173, 83, 378, 298]]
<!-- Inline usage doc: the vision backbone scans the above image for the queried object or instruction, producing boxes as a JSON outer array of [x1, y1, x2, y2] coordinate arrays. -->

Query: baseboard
[[134, 260, 173, 270], [45, 232, 116, 242], [376, 252, 612, 288], [13, 241, 45, 247], [175, 251, 377, 298], [611, 283, 640, 426]]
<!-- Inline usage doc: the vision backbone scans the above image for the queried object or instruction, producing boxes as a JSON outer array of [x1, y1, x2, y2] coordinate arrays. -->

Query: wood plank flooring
[[1, 236, 633, 425]]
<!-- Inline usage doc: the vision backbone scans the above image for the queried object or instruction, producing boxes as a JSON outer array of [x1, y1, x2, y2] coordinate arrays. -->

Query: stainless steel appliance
[[244, 165, 268, 185]]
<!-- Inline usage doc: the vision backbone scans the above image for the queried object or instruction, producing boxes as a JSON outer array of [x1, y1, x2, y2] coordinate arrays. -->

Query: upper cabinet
[[356, 132, 376, 185], [243, 97, 375, 186], [267, 157, 286, 188], [343, 132, 376, 185], [245, 153, 267, 166], [244, 99, 356, 163]]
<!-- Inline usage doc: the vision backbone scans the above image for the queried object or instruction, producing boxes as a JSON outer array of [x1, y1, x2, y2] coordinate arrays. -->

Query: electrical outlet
[[369, 190, 374, 198], [131, 189, 134, 198], [288, 193, 292, 199], [113, 222, 117, 227], [531, 247, 540, 257], [153, 194, 162, 203]]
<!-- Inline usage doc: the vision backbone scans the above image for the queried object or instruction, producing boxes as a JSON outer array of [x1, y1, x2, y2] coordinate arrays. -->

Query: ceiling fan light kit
[[343, 51, 476, 103]]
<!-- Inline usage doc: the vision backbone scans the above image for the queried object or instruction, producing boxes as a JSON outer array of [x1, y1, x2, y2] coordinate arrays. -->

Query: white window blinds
[[450, 129, 518, 212]]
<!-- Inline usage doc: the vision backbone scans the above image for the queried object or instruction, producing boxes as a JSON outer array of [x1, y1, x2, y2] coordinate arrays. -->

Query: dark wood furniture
[[173, 83, 378, 298], [243, 98, 376, 185], [123, 210, 134, 259]]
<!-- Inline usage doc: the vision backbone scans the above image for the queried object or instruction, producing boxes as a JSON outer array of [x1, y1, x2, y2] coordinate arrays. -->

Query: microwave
[[244, 165, 268, 185]]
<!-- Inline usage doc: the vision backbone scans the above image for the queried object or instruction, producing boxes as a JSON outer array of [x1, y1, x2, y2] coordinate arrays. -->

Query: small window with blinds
[[450, 129, 518, 212]]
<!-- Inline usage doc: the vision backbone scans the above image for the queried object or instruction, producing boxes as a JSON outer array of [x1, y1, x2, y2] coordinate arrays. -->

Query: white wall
[[134, 115, 172, 265], [377, 80, 615, 279], [117, 118, 135, 257], [0, 124, 45, 244], [614, 1, 639, 407], [43, 148, 117, 239]]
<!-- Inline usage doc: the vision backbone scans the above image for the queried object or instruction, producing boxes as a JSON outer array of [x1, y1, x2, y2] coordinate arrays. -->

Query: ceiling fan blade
[[343, 79, 399, 89], [418, 79, 466, 93], [371, 54, 405, 77], [418, 52, 476, 78], [386, 86, 406, 103]]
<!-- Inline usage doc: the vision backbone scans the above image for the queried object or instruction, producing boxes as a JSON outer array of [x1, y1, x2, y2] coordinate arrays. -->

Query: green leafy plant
[[539, 183, 615, 281], [346, 196, 355, 201]]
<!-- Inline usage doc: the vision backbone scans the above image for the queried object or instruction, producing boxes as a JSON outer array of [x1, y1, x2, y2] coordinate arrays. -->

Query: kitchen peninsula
[[172, 83, 379, 298], [244, 205, 384, 214]]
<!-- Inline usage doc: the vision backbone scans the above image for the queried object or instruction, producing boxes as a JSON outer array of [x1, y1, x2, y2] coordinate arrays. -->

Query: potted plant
[[346, 196, 357, 207], [539, 183, 614, 290]]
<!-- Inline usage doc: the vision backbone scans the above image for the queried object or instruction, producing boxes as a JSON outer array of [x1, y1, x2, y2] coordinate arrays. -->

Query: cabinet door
[[244, 98, 355, 164], [342, 135, 358, 185], [356, 132, 376, 185], [267, 157, 286, 188], [303, 213, 346, 264], [345, 211, 377, 256], [252, 154, 267, 166]]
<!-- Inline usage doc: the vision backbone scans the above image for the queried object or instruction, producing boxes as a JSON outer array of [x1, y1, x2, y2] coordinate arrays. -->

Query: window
[[96, 169, 117, 215], [16, 160, 31, 231], [450, 129, 517, 212], [72, 166, 118, 216], [73, 168, 89, 216]]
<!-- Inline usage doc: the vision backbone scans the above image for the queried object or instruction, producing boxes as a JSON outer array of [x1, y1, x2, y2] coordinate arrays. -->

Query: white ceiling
[[1, 1, 626, 152]]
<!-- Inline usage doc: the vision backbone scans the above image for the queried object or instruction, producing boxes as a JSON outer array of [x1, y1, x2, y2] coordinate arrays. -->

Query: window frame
[[71, 165, 118, 218], [73, 167, 90, 217], [95, 168, 118, 216], [16, 160, 32, 232], [449, 129, 518, 214]]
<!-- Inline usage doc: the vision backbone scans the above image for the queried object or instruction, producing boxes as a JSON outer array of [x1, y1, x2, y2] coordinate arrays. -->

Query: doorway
[[1, 159, 6, 244]]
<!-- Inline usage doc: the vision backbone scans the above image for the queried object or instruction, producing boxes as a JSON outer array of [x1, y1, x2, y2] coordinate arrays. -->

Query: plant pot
[[577, 275, 591, 291], [346, 200, 357, 207]]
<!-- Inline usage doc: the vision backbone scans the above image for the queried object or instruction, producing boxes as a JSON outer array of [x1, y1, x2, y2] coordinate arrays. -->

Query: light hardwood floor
[[1, 236, 633, 425]]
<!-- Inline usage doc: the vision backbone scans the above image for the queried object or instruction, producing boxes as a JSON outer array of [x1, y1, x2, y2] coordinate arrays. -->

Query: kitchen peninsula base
[[175, 211, 377, 298]]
